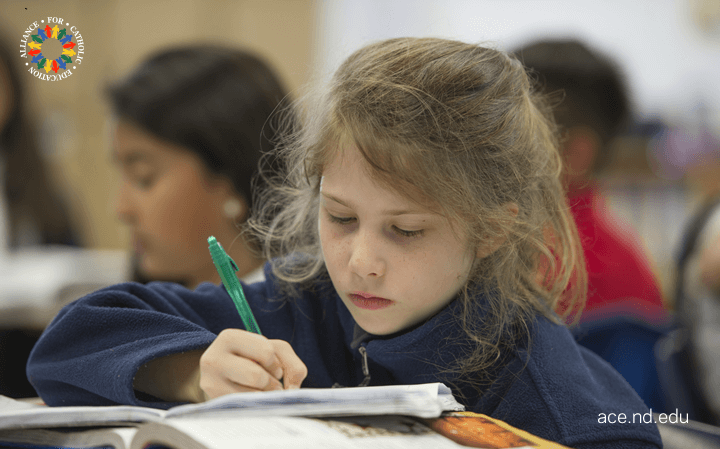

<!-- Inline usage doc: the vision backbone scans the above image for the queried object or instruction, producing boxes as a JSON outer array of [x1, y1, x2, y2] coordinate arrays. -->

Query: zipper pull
[[358, 346, 371, 387]]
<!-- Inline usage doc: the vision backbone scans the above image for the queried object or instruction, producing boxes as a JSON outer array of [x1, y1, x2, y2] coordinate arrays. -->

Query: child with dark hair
[[107, 45, 289, 288], [513, 38, 665, 322], [0, 30, 77, 249]]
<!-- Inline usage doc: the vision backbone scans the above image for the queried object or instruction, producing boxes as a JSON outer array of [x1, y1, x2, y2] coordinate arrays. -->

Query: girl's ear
[[476, 203, 519, 259]]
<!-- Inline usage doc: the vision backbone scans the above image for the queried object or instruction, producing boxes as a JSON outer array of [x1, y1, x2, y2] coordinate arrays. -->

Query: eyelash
[[327, 214, 424, 238]]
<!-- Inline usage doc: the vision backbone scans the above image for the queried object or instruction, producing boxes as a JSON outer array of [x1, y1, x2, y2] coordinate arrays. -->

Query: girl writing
[[27, 38, 661, 448]]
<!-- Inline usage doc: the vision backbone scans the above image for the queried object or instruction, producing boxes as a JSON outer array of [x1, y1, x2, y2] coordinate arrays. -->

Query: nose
[[348, 228, 386, 278], [114, 181, 135, 225]]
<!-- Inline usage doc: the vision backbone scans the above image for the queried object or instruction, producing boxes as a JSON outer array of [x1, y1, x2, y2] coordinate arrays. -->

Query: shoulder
[[487, 316, 662, 448]]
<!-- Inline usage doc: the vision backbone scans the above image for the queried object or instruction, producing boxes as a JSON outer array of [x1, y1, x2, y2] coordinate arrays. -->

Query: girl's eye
[[327, 212, 424, 239], [393, 226, 424, 238], [328, 214, 355, 225]]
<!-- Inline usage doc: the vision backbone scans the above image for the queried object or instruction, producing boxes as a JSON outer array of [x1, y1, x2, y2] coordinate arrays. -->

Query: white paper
[[167, 383, 464, 419], [0, 383, 463, 431]]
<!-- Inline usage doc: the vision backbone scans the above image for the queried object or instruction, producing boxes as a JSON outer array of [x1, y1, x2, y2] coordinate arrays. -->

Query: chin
[[354, 317, 403, 336]]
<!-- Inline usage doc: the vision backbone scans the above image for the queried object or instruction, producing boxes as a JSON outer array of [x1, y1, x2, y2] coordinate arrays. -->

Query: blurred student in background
[[0, 32, 78, 250], [108, 45, 289, 289], [0, 29, 80, 397], [514, 39, 670, 411]]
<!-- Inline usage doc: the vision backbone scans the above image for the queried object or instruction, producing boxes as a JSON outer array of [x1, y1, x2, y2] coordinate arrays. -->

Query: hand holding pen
[[198, 237, 307, 398]]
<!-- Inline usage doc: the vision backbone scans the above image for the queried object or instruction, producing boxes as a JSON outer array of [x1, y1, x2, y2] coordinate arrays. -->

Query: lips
[[348, 292, 394, 310]]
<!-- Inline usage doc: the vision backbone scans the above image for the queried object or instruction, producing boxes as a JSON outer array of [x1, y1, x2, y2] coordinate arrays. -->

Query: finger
[[200, 355, 283, 397], [219, 329, 284, 380], [225, 356, 284, 392], [271, 340, 308, 389], [201, 379, 264, 399]]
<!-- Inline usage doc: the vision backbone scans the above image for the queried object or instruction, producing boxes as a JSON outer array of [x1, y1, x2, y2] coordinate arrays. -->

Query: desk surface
[[0, 247, 130, 329]]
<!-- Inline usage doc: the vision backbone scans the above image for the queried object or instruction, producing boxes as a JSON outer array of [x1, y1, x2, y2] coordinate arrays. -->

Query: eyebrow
[[321, 192, 435, 216]]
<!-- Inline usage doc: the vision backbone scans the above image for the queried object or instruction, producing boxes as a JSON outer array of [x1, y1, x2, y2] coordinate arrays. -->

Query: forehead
[[112, 120, 186, 161], [321, 143, 365, 174], [321, 144, 439, 212]]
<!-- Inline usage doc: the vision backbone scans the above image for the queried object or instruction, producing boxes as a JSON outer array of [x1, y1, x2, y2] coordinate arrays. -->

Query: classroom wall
[[314, 0, 720, 125], [1, 0, 316, 250]]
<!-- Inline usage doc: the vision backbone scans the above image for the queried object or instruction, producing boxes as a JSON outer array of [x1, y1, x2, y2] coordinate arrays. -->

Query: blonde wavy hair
[[248, 37, 586, 387]]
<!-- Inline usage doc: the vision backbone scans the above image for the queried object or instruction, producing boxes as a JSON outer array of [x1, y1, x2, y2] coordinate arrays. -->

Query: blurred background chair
[[574, 315, 671, 412], [655, 413, 720, 449], [655, 195, 720, 426], [655, 328, 716, 424]]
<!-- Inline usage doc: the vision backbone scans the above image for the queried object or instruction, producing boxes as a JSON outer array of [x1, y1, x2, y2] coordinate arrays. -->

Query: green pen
[[208, 236, 262, 335]]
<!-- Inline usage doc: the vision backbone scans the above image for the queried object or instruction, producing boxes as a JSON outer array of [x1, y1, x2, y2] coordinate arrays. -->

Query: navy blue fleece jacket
[[27, 264, 661, 448]]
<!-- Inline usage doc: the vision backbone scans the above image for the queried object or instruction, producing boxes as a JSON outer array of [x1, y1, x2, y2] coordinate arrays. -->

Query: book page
[[131, 415, 465, 449], [0, 394, 42, 412], [0, 383, 461, 432], [0, 404, 165, 430], [166, 383, 463, 420], [0, 427, 137, 449]]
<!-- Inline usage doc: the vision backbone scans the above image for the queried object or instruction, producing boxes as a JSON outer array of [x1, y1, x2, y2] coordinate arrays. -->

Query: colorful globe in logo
[[27, 24, 75, 74]]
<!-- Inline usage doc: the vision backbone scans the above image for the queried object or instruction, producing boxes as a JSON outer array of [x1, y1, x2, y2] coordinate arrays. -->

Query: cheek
[[148, 175, 216, 241], [416, 241, 473, 299], [318, 220, 349, 270], [318, 219, 336, 260], [444, 249, 474, 292], [151, 181, 192, 223]]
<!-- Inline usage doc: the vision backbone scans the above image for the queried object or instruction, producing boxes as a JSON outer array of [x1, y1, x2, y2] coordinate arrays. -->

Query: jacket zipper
[[332, 345, 371, 388], [357, 345, 371, 387]]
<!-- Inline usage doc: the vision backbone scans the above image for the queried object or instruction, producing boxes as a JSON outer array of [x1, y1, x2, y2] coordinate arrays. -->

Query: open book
[[0, 383, 461, 429], [0, 386, 571, 449], [0, 413, 571, 449]]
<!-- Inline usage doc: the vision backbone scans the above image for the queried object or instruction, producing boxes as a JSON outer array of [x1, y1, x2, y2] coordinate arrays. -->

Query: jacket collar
[[335, 292, 489, 405], [334, 289, 535, 413]]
